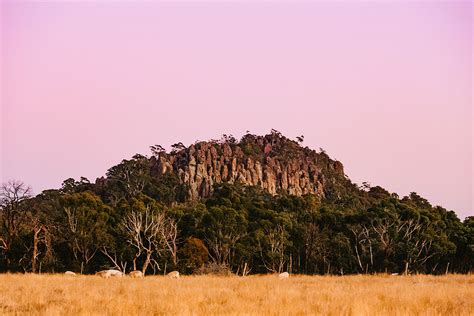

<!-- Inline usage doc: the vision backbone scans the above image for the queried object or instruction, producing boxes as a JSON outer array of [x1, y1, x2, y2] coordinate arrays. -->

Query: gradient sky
[[1, 1, 472, 219]]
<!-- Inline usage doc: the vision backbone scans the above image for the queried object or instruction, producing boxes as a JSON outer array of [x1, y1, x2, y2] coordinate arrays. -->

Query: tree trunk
[[242, 262, 248, 276], [32, 228, 40, 273], [172, 251, 177, 268], [5, 249, 11, 272], [289, 253, 293, 274], [354, 243, 363, 272], [5, 237, 13, 271], [142, 251, 152, 275]]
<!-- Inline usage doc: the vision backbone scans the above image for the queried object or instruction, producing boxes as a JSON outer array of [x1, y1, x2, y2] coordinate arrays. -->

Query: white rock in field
[[64, 271, 76, 276], [167, 271, 180, 279], [129, 270, 144, 278], [109, 270, 124, 277], [96, 269, 123, 278], [278, 272, 290, 279], [96, 270, 111, 278]]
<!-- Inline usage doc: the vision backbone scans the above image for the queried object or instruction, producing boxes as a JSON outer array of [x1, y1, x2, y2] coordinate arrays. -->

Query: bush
[[178, 237, 209, 274], [195, 263, 233, 276]]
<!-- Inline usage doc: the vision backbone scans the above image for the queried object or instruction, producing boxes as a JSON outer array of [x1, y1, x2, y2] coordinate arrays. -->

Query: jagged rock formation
[[150, 131, 344, 200]]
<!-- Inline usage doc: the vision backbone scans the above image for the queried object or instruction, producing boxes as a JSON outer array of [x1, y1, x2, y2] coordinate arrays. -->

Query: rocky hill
[[149, 131, 345, 200], [3, 130, 470, 276]]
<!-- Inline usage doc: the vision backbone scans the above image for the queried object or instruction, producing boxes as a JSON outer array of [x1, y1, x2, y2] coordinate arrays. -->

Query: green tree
[[105, 154, 151, 202], [202, 206, 248, 268], [61, 192, 114, 273]]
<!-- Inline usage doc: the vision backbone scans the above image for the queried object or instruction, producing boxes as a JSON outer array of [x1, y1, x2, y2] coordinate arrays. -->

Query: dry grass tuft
[[0, 273, 472, 315]]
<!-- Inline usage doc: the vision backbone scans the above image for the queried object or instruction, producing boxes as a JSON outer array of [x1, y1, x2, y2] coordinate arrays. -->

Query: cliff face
[[150, 132, 344, 200]]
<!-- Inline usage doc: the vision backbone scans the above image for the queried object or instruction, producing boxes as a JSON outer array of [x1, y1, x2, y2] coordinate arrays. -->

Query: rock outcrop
[[150, 132, 344, 200]]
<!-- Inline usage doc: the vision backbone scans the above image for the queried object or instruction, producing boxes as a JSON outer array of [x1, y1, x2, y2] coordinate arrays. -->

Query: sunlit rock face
[[150, 132, 344, 200]]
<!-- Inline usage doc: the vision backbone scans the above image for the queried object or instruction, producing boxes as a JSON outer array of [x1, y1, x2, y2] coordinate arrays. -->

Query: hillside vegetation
[[0, 131, 472, 275]]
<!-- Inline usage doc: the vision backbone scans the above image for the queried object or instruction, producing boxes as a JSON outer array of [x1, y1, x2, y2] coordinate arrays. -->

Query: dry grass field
[[0, 273, 472, 315]]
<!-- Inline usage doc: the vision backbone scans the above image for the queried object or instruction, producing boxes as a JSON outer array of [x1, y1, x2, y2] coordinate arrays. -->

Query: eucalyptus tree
[[202, 206, 248, 268], [122, 206, 164, 274], [106, 154, 151, 201], [61, 191, 114, 273], [0, 180, 32, 270], [22, 190, 62, 273]]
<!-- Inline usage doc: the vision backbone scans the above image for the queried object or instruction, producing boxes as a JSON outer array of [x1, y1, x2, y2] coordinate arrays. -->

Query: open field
[[0, 274, 472, 315]]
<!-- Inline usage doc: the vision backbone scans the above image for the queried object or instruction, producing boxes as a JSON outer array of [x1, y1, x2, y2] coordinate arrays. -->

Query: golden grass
[[0, 274, 472, 315]]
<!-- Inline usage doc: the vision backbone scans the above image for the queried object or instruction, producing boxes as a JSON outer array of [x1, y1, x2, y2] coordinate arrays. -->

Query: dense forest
[[0, 131, 472, 275]]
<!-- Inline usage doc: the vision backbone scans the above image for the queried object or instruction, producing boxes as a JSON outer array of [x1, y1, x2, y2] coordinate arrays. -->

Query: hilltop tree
[[105, 154, 151, 202], [61, 177, 92, 194], [171, 142, 186, 153], [150, 144, 166, 157]]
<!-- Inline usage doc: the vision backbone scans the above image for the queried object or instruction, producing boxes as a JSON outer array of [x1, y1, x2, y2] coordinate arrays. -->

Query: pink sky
[[1, 1, 472, 219]]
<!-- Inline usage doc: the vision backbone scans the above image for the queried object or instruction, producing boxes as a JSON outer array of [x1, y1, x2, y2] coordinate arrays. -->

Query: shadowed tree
[[0, 180, 32, 271], [22, 194, 59, 273], [202, 206, 248, 268], [61, 191, 113, 273]]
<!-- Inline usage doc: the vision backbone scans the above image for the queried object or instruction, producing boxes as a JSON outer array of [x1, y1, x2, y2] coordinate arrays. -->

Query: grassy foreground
[[0, 274, 472, 315]]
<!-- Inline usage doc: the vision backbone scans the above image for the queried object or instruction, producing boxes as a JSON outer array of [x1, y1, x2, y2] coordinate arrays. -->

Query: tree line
[[1, 131, 473, 276]]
